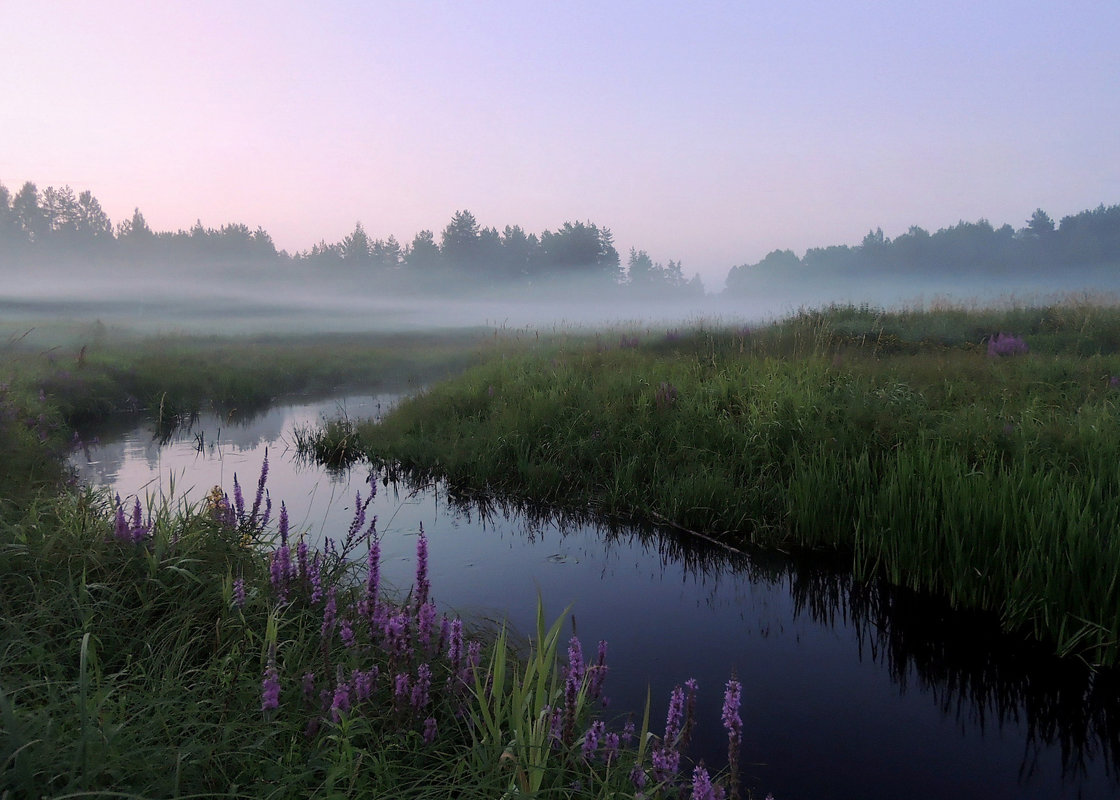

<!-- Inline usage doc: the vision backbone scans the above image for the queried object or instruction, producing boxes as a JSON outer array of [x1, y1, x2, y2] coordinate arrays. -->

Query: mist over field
[[3, 185, 1120, 336]]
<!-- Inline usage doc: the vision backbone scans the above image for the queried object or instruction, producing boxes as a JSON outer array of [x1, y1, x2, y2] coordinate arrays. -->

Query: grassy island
[[325, 302, 1120, 667]]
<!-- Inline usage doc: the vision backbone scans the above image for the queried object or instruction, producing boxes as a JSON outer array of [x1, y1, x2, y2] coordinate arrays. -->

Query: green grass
[[332, 300, 1120, 666], [0, 322, 747, 798]]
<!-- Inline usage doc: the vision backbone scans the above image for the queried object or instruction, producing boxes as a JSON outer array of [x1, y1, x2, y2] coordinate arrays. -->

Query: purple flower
[[621, 716, 635, 749], [366, 539, 381, 612], [1110, 375, 1120, 389], [277, 501, 289, 548], [589, 640, 609, 703], [418, 602, 437, 649], [249, 450, 269, 529], [331, 668, 351, 722], [309, 553, 323, 604], [415, 526, 430, 611], [261, 656, 280, 713], [301, 672, 316, 704], [423, 716, 438, 744], [987, 332, 1029, 357], [232, 474, 245, 524], [691, 765, 717, 800], [411, 663, 432, 711], [582, 720, 604, 761], [683, 678, 698, 748], [321, 588, 337, 644], [233, 577, 246, 610], [448, 618, 463, 671], [113, 496, 129, 542], [271, 545, 290, 603], [563, 636, 584, 746], [723, 678, 743, 800], [352, 668, 377, 703], [340, 615, 355, 648], [394, 672, 411, 707], [297, 538, 309, 583], [603, 731, 620, 766]]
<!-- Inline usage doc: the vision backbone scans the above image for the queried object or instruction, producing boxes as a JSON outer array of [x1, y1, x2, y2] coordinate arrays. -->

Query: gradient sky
[[3, 1, 1118, 287]]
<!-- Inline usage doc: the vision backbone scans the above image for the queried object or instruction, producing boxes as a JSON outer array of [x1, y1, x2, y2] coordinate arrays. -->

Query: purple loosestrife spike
[[411, 663, 432, 711], [589, 640, 609, 703], [249, 450, 269, 529], [723, 678, 743, 800], [340, 616, 355, 648], [261, 491, 272, 529], [297, 538, 309, 582], [563, 636, 584, 746], [352, 668, 376, 703], [394, 672, 410, 711], [448, 619, 463, 672], [114, 496, 129, 542], [278, 502, 289, 548], [423, 716, 438, 745], [621, 716, 635, 748], [582, 720, 604, 761], [321, 588, 337, 645], [331, 666, 351, 722], [233, 577, 246, 610], [270, 548, 289, 604], [261, 649, 280, 714], [309, 554, 323, 604], [232, 474, 245, 524], [415, 525, 430, 612], [630, 765, 647, 792], [467, 641, 480, 670], [418, 602, 437, 649], [603, 731, 620, 766], [366, 539, 380, 613], [691, 765, 717, 800], [683, 678, 698, 748], [438, 615, 450, 653]]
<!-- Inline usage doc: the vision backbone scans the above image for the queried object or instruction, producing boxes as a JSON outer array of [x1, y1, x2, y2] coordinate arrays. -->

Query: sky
[[3, 1, 1118, 288]]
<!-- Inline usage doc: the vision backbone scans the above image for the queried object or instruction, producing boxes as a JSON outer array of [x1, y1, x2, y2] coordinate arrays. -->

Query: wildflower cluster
[[213, 459, 762, 796], [987, 332, 1030, 357]]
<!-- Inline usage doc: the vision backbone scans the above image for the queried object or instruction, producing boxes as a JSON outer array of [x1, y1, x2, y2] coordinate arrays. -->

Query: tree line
[[724, 206, 1120, 292], [0, 181, 702, 295]]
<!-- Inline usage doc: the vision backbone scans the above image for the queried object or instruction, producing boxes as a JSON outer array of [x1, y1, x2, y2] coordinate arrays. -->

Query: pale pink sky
[[3, 1, 1117, 287]]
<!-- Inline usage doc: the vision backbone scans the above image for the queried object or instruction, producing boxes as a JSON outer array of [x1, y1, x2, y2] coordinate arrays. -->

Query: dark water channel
[[70, 393, 1120, 799]]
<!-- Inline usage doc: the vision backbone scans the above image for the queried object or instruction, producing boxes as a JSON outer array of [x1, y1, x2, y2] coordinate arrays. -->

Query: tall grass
[[336, 301, 1120, 665], [1, 463, 751, 797]]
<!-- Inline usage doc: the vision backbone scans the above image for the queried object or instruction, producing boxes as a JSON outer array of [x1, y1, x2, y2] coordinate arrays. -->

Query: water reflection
[[71, 396, 1120, 799], [405, 479, 1120, 791]]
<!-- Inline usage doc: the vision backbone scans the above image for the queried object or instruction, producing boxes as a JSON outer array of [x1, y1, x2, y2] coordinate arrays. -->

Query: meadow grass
[[0, 323, 750, 797], [0, 470, 745, 798], [331, 300, 1120, 666]]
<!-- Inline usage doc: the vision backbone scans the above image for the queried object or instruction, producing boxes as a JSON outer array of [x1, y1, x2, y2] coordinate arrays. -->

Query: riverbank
[[0, 325, 747, 797], [329, 301, 1120, 666]]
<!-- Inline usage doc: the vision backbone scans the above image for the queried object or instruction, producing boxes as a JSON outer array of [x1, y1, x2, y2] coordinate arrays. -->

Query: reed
[[345, 300, 1120, 665]]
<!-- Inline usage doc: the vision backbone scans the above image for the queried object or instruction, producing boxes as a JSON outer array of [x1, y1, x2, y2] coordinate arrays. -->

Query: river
[[70, 391, 1120, 800]]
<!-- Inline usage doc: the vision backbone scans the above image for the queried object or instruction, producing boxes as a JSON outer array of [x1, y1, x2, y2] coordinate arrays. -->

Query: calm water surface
[[71, 393, 1120, 800]]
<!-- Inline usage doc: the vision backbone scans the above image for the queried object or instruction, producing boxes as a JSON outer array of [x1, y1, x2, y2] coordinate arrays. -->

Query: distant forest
[[725, 206, 1120, 293], [0, 180, 703, 297], [3, 179, 1118, 298]]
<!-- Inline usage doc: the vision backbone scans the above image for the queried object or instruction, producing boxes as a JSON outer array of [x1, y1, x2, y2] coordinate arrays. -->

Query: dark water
[[70, 393, 1120, 800]]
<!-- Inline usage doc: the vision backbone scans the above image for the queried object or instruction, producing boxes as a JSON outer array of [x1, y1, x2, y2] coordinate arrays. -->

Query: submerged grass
[[338, 300, 1120, 666]]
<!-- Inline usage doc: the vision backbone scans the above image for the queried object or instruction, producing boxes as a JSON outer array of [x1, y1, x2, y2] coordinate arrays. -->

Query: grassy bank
[[334, 301, 1120, 666], [1, 323, 752, 797]]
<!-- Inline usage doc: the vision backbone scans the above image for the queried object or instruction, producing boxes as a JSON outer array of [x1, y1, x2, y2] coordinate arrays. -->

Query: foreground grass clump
[[335, 301, 1120, 666], [1, 460, 754, 798]]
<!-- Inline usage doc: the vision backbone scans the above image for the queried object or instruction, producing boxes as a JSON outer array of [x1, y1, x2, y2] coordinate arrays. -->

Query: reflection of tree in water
[[387, 471, 1120, 787]]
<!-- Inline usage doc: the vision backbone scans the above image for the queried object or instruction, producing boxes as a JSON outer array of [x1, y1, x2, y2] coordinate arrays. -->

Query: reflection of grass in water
[[347, 300, 1120, 666]]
